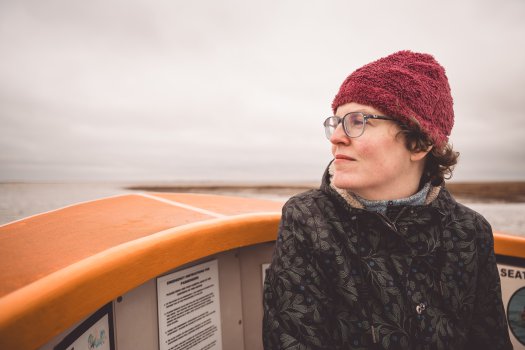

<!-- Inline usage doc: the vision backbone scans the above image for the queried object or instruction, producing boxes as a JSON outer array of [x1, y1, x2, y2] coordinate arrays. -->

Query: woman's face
[[330, 102, 427, 200]]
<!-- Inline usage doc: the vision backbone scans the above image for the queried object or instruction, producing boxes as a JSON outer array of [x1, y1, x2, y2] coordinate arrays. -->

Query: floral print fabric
[[263, 168, 512, 349]]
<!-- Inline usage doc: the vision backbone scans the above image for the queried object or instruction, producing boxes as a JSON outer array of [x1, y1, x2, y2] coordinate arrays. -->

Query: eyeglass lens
[[324, 113, 366, 139]]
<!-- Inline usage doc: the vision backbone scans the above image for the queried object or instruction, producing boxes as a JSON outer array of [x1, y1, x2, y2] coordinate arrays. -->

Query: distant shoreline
[[446, 182, 525, 203], [126, 181, 525, 203]]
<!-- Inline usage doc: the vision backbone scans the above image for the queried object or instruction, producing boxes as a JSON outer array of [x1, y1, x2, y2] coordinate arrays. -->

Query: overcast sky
[[1, 0, 524, 183]]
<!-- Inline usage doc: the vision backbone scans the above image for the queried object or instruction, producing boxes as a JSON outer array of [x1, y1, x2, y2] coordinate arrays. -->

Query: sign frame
[[54, 302, 115, 350]]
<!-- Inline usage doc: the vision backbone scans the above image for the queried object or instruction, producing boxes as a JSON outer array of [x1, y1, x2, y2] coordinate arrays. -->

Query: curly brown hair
[[398, 124, 459, 185]]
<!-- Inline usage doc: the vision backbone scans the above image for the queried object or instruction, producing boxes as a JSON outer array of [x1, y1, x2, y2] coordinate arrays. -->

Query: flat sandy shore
[[126, 181, 525, 203]]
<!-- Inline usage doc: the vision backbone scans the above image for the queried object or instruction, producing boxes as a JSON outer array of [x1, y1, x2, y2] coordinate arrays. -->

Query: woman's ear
[[410, 145, 433, 162]]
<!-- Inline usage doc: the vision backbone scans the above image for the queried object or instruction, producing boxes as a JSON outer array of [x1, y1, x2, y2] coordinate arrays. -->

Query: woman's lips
[[335, 154, 356, 161]]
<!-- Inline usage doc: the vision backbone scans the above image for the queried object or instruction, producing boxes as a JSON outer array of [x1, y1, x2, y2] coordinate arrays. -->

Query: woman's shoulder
[[280, 188, 342, 228], [283, 188, 335, 212], [437, 186, 494, 241]]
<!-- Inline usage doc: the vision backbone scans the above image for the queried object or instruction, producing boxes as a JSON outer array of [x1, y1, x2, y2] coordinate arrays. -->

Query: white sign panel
[[157, 260, 222, 350], [498, 262, 525, 349]]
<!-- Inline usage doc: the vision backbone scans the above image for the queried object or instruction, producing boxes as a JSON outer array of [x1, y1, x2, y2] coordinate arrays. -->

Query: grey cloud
[[1, 0, 524, 182]]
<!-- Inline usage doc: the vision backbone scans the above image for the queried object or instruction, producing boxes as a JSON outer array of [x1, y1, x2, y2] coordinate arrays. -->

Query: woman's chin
[[332, 173, 355, 190]]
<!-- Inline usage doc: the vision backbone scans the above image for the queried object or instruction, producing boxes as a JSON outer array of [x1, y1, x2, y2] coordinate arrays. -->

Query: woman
[[262, 51, 512, 349]]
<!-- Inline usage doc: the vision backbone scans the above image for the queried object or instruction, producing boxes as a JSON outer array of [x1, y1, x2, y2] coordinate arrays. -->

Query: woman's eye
[[350, 118, 364, 127]]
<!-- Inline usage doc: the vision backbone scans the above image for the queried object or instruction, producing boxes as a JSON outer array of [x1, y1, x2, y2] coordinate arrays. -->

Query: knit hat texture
[[332, 50, 454, 147]]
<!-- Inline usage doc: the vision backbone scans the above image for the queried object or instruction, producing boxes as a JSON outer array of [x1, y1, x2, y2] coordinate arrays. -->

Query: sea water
[[1, 183, 525, 238], [0, 183, 135, 225]]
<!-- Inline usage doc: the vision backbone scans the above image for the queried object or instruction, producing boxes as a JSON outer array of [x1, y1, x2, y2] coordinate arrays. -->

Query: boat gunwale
[[0, 212, 281, 350]]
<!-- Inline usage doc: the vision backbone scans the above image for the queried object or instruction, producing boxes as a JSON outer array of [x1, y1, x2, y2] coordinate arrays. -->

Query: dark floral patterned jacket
[[263, 165, 512, 349]]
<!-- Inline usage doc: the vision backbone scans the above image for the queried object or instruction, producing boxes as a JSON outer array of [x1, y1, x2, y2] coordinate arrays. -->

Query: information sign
[[157, 260, 222, 350], [499, 261, 525, 349]]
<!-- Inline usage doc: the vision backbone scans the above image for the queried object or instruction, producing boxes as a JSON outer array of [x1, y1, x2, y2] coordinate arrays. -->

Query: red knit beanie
[[332, 50, 454, 148]]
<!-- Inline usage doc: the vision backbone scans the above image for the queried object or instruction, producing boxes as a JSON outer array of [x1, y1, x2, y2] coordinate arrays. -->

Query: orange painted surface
[[0, 194, 215, 298], [494, 232, 525, 259], [151, 192, 284, 215]]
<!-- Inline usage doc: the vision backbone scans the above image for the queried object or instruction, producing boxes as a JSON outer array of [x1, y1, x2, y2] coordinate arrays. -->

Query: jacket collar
[[320, 161, 451, 213]]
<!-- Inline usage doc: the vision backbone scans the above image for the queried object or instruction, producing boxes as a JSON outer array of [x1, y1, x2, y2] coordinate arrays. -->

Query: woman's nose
[[330, 123, 350, 145]]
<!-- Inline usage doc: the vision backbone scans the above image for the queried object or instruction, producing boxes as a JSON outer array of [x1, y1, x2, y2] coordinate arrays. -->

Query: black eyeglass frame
[[323, 112, 396, 139]]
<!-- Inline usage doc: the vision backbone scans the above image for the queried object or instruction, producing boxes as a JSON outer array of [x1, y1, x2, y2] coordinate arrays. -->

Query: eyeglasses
[[323, 112, 395, 139]]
